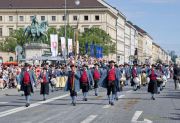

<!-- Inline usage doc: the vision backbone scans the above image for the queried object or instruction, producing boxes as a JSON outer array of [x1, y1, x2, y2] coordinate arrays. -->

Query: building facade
[[124, 22, 131, 63], [116, 12, 126, 64], [0, 0, 121, 61], [137, 32, 144, 64], [0, 0, 171, 63], [152, 42, 160, 64], [0, 52, 15, 62]]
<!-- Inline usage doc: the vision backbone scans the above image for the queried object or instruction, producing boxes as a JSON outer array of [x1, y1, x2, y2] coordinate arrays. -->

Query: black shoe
[[158, 92, 160, 94], [115, 97, 119, 101], [95, 93, 98, 96], [85, 98, 88, 101], [51, 90, 54, 92], [43, 98, 46, 101], [151, 97, 155, 100], [73, 102, 76, 106], [111, 102, 114, 106], [25, 103, 30, 107], [109, 101, 111, 104]]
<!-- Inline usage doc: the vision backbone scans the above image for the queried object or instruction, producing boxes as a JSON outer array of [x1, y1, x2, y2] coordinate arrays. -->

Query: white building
[[0, 0, 126, 61], [116, 12, 126, 64], [124, 22, 131, 63]]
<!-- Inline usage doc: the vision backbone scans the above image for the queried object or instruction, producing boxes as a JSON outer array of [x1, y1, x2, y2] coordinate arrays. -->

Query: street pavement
[[0, 79, 179, 123]]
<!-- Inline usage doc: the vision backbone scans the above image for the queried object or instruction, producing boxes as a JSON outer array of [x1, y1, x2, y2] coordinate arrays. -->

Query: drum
[[16, 84, 21, 91], [156, 77, 162, 82], [50, 78, 57, 86], [133, 77, 140, 84]]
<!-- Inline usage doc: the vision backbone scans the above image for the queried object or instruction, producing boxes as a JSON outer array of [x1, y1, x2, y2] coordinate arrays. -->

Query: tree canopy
[[0, 26, 115, 56]]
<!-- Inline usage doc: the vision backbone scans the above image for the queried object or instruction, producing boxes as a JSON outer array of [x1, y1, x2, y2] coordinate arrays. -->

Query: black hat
[[94, 63, 99, 66], [109, 60, 116, 64], [82, 64, 88, 67], [24, 63, 29, 67], [151, 64, 156, 67], [114, 64, 118, 68], [124, 62, 129, 65]]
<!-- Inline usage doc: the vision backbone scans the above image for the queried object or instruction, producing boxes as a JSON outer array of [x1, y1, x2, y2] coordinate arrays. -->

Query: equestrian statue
[[24, 16, 49, 42]]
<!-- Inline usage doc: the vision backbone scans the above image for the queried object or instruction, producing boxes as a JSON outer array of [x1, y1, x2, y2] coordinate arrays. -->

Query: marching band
[[0, 57, 179, 107]]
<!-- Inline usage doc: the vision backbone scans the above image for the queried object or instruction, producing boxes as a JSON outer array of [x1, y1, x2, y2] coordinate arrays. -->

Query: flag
[[90, 42, 95, 57], [61, 37, 66, 57], [50, 34, 58, 57], [96, 45, 100, 58], [85, 42, 88, 54], [100, 46, 103, 58], [68, 39, 73, 55]]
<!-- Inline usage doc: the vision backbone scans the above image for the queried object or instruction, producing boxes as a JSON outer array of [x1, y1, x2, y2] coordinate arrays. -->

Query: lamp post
[[64, 0, 80, 59], [74, 0, 80, 60]]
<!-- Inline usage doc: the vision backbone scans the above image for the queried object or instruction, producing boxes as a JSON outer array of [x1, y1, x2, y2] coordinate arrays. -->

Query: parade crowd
[[0, 56, 180, 107]]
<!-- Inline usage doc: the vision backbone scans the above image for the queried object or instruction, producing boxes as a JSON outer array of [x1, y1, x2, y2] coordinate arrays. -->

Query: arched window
[[9, 56, 13, 61]]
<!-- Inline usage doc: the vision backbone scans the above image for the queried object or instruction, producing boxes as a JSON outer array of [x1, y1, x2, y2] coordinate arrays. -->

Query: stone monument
[[24, 16, 50, 60]]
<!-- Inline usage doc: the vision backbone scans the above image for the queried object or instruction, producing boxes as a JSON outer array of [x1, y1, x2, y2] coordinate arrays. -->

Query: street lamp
[[74, 0, 80, 61], [64, 0, 80, 59], [75, 0, 80, 6]]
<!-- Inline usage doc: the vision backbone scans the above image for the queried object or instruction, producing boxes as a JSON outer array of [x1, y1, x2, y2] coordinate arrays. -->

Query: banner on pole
[[50, 34, 58, 57], [68, 39, 73, 55], [76, 41, 79, 55], [61, 37, 66, 57]]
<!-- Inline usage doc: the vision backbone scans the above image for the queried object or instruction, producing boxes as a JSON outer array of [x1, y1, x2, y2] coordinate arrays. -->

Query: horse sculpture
[[24, 16, 49, 42]]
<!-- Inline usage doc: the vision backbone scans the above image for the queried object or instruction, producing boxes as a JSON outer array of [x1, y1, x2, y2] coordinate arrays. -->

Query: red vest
[[23, 71, 30, 85], [80, 70, 88, 83], [93, 69, 100, 80], [42, 74, 47, 83], [108, 68, 116, 81], [150, 69, 157, 81]]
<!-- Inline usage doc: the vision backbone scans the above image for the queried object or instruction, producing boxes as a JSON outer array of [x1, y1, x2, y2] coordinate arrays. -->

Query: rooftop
[[0, 0, 106, 9]]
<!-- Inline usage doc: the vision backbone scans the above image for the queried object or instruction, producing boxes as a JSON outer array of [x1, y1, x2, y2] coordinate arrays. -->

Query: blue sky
[[105, 0, 180, 56]]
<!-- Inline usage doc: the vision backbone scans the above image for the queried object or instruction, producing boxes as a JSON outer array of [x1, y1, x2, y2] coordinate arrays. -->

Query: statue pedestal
[[24, 43, 50, 60]]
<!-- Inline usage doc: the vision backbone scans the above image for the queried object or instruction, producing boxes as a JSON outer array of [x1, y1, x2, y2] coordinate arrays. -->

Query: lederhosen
[[93, 69, 100, 89], [40, 73, 49, 95], [80, 71, 89, 93], [107, 68, 116, 95], [23, 71, 33, 96]]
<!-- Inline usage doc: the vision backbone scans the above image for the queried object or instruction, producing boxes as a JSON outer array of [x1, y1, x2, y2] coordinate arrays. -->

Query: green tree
[[79, 27, 115, 56], [11, 28, 27, 46], [0, 28, 28, 52], [3, 37, 17, 52]]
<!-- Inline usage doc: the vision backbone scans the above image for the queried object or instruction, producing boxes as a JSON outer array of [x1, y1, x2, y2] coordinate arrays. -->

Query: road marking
[[0, 102, 8, 104], [131, 111, 143, 122], [131, 111, 153, 123], [0, 94, 69, 118], [81, 115, 98, 123], [118, 95, 125, 99], [103, 105, 111, 109]]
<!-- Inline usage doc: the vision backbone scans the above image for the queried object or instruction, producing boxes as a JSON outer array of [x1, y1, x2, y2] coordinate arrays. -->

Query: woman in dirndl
[[148, 64, 158, 100], [39, 67, 49, 101]]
